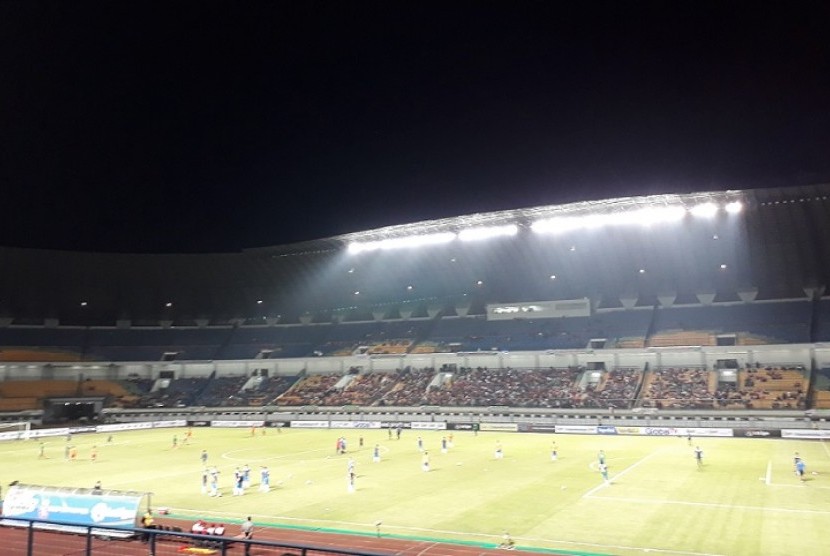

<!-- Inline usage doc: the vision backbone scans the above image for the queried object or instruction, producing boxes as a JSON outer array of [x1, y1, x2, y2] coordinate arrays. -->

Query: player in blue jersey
[[795, 458, 806, 482], [259, 466, 270, 492]]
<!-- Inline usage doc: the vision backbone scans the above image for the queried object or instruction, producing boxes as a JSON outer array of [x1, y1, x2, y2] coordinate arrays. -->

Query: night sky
[[1, 1, 828, 253]]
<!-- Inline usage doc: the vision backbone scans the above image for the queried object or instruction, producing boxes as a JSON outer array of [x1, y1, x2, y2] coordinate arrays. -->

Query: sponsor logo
[[782, 429, 830, 439], [555, 425, 598, 434], [449, 423, 474, 430], [744, 430, 771, 437], [210, 420, 265, 428], [644, 427, 676, 436], [411, 422, 448, 430], [330, 421, 382, 429], [480, 423, 518, 432], [290, 420, 330, 429], [153, 420, 187, 428], [597, 425, 618, 435]]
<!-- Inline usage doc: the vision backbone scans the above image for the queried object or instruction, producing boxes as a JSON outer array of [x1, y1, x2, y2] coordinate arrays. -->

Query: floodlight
[[635, 206, 686, 226], [458, 224, 518, 242], [347, 232, 456, 254], [690, 203, 718, 218], [725, 201, 743, 214]]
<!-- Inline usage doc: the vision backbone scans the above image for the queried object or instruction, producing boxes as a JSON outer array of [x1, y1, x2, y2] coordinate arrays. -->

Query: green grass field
[[2, 427, 828, 556]]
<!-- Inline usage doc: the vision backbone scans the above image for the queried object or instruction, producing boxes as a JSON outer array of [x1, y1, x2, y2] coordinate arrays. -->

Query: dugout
[[0, 483, 152, 537], [42, 397, 105, 424]]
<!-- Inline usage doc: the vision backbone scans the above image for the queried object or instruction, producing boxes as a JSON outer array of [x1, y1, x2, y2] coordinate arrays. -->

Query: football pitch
[[2, 427, 828, 555]]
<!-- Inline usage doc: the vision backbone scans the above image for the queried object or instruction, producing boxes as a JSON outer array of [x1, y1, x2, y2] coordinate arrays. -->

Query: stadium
[[2, 184, 830, 556]]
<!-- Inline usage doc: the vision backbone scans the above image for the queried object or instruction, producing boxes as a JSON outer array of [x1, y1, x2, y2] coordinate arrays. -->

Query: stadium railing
[[0, 517, 391, 556]]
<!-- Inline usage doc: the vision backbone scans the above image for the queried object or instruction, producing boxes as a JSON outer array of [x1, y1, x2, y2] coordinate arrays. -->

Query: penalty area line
[[582, 450, 659, 498]]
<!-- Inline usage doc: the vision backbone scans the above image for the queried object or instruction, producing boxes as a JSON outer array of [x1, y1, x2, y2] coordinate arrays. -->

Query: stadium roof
[[2, 184, 829, 326]]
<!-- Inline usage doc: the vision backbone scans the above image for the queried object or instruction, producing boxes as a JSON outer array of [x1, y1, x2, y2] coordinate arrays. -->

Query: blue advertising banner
[[597, 425, 618, 435], [2, 485, 142, 528]]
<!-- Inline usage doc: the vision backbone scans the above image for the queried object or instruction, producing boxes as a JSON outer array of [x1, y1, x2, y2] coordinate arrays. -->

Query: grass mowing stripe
[[585, 495, 830, 515]]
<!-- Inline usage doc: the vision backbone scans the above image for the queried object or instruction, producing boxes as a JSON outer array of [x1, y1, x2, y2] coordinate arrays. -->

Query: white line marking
[[765, 460, 772, 486], [586, 495, 830, 515], [767, 482, 830, 490], [583, 450, 659, 498], [415, 542, 439, 556]]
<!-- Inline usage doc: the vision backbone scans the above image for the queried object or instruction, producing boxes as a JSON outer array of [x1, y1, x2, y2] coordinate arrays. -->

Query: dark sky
[[1, 1, 829, 253]]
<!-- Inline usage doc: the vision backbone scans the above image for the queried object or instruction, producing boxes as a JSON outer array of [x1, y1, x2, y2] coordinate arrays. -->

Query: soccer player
[[499, 532, 515, 550], [201, 468, 209, 494], [687, 432, 693, 446], [347, 458, 356, 476], [242, 464, 251, 488], [417, 436, 424, 452], [373, 444, 381, 463], [172, 434, 178, 449], [201, 449, 208, 465], [599, 462, 610, 483], [422, 450, 430, 472], [39, 442, 46, 459], [598, 450, 606, 465], [90, 445, 98, 463], [233, 468, 244, 496], [448, 432, 454, 448], [441, 436, 448, 454], [209, 467, 220, 497], [259, 466, 270, 492], [495, 440, 504, 459], [795, 458, 806, 482], [551, 441, 558, 461], [694, 446, 704, 469], [793, 452, 801, 474]]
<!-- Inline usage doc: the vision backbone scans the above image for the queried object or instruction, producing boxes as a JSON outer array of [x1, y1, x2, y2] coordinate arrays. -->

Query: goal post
[[0, 421, 32, 441]]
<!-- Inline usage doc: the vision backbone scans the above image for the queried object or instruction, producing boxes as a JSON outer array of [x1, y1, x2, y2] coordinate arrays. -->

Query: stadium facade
[[2, 185, 830, 419]]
